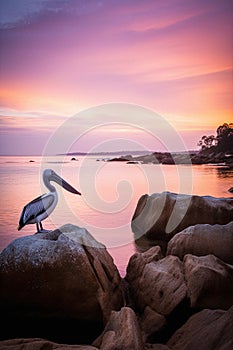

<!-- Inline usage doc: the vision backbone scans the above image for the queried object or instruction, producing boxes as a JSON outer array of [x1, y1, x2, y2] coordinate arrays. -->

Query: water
[[0, 155, 232, 276]]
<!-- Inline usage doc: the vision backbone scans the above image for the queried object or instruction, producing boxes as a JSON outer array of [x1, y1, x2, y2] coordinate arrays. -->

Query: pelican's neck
[[43, 174, 56, 192]]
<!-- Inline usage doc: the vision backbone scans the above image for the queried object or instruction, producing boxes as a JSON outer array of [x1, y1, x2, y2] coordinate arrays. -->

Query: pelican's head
[[43, 169, 81, 195]]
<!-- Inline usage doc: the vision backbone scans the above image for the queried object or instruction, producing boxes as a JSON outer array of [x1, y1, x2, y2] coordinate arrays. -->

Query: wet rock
[[167, 306, 233, 350], [0, 224, 124, 343], [167, 221, 233, 264], [184, 254, 233, 310], [0, 338, 98, 350], [132, 192, 233, 251], [93, 307, 144, 350]]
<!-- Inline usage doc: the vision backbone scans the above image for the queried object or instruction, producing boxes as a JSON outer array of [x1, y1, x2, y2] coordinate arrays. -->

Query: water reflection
[[0, 156, 232, 276], [216, 166, 233, 179]]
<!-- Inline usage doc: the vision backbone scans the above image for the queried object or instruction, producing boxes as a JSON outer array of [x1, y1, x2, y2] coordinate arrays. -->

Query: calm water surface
[[0, 155, 232, 276]]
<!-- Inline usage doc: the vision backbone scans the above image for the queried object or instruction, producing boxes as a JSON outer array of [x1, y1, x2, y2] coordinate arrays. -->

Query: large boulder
[[0, 224, 124, 343], [167, 306, 233, 350], [184, 254, 233, 310], [126, 249, 187, 316], [92, 307, 144, 350], [132, 192, 233, 250], [167, 222, 233, 264]]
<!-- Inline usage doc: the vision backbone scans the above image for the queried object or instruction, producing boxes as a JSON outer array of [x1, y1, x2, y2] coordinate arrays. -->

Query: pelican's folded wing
[[18, 194, 54, 229]]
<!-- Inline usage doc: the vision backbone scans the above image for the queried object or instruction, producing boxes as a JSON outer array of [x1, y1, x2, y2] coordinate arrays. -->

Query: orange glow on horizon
[[0, 0, 232, 154]]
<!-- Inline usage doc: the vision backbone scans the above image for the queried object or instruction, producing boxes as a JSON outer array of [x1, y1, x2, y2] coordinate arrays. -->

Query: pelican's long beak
[[51, 173, 81, 195]]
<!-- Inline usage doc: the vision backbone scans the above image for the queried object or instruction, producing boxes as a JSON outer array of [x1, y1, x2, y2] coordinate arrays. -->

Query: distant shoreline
[[59, 150, 155, 156], [59, 150, 199, 156], [103, 150, 233, 167], [1, 149, 232, 169]]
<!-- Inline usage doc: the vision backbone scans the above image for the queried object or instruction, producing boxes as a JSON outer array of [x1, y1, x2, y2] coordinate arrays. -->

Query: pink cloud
[[0, 0, 232, 154]]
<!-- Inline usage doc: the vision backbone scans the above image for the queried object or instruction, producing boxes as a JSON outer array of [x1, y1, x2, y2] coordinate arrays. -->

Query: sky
[[0, 0, 232, 155]]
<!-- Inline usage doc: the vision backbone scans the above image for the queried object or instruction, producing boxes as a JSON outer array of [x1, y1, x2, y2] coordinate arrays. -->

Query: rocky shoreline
[[106, 150, 233, 167], [0, 193, 233, 350]]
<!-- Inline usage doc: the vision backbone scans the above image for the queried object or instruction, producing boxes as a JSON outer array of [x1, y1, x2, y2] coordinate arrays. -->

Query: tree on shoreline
[[198, 122, 233, 153], [216, 123, 233, 152], [198, 134, 217, 149]]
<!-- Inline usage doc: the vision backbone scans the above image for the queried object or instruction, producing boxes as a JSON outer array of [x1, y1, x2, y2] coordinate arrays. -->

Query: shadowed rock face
[[93, 307, 145, 350], [167, 306, 233, 350], [0, 224, 124, 344], [184, 254, 233, 310], [0, 338, 98, 350], [132, 192, 233, 251], [126, 245, 233, 345]]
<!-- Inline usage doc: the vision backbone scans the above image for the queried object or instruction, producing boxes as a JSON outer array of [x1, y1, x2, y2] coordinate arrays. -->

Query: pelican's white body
[[18, 169, 81, 232]]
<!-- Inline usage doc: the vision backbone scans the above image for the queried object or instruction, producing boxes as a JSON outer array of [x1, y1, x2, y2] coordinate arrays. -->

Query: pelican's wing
[[18, 193, 54, 229]]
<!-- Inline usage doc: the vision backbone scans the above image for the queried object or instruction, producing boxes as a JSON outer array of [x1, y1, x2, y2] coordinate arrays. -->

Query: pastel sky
[[0, 0, 232, 155]]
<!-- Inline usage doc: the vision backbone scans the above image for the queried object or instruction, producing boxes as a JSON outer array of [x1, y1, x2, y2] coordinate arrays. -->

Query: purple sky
[[0, 0, 232, 155]]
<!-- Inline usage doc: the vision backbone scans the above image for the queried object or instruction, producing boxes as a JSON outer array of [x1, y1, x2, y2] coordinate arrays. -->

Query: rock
[[107, 155, 132, 162], [184, 254, 233, 310], [126, 246, 163, 288], [132, 192, 233, 251], [126, 252, 187, 316], [161, 154, 175, 164], [127, 161, 140, 164], [167, 221, 233, 264], [92, 307, 144, 350], [0, 224, 124, 343], [139, 256, 187, 315], [167, 306, 233, 350], [228, 187, 233, 193], [0, 338, 98, 349], [139, 306, 166, 343], [133, 153, 158, 164], [126, 248, 190, 343], [145, 344, 171, 350]]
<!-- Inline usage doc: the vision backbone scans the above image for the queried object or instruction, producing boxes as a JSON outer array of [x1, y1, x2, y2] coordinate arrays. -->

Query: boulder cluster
[[0, 192, 232, 350], [132, 192, 233, 254]]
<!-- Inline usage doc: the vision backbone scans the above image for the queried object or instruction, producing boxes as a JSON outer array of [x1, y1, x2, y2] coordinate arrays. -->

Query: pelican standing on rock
[[18, 169, 81, 233]]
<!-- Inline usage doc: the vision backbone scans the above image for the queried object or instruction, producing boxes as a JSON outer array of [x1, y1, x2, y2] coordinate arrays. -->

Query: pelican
[[18, 169, 81, 233]]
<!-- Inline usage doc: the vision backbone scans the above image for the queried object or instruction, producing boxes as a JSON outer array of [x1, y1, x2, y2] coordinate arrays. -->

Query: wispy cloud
[[0, 109, 66, 132]]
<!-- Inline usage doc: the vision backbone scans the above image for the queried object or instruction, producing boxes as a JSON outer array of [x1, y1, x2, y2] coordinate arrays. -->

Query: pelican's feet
[[35, 229, 52, 234]]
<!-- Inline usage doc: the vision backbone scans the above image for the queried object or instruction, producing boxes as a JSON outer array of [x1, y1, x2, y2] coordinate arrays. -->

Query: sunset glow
[[0, 0, 232, 155]]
